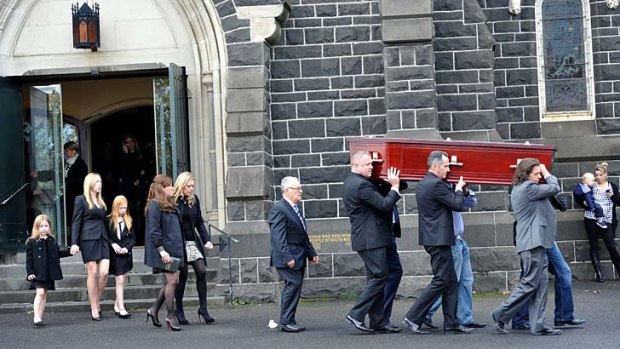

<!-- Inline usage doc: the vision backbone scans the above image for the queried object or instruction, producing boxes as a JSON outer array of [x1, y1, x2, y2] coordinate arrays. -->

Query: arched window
[[536, 0, 595, 120]]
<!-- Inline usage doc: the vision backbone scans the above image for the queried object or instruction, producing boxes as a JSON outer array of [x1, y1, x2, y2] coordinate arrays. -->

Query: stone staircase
[[0, 248, 225, 314]]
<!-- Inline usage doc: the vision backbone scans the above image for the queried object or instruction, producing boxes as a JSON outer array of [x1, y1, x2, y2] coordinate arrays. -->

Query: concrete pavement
[[3, 280, 619, 349]]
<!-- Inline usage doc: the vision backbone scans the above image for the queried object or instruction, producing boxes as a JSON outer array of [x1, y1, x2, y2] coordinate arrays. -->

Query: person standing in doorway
[[63, 141, 88, 233]]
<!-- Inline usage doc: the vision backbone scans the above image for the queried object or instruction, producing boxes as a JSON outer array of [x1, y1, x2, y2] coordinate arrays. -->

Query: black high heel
[[197, 309, 215, 324], [176, 310, 189, 325], [146, 308, 162, 327], [166, 317, 181, 331]]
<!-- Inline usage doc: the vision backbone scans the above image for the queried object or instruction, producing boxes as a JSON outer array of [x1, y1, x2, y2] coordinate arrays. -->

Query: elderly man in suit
[[491, 158, 562, 336], [343, 150, 402, 333], [269, 176, 319, 333], [402, 150, 473, 335]]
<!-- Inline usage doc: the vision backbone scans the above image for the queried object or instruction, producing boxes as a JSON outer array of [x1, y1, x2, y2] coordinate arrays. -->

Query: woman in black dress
[[108, 195, 135, 318], [173, 172, 214, 325], [70, 172, 109, 321], [144, 174, 184, 331]]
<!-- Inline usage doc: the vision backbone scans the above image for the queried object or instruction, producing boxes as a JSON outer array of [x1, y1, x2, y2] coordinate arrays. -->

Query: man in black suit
[[402, 150, 473, 335], [269, 176, 319, 333], [343, 150, 401, 333], [63, 141, 88, 228]]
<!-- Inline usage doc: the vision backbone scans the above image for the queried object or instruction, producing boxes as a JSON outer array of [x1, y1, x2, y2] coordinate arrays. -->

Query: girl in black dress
[[173, 171, 214, 324], [26, 214, 71, 327], [108, 195, 135, 319], [70, 172, 109, 321], [144, 174, 184, 331]]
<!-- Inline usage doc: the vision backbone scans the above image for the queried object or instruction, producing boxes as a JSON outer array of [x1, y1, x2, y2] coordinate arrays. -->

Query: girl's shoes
[[33, 321, 45, 328]]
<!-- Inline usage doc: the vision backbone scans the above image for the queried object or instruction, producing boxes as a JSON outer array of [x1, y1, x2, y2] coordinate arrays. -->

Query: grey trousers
[[492, 246, 550, 334]]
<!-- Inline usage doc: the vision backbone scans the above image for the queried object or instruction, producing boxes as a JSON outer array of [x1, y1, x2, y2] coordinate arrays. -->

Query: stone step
[[0, 283, 218, 304], [0, 296, 227, 314], [0, 269, 219, 291]]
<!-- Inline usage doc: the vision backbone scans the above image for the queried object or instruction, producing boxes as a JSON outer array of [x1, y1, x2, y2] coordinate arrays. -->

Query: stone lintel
[[380, 0, 432, 18], [226, 166, 271, 198], [382, 17, 433, 43]]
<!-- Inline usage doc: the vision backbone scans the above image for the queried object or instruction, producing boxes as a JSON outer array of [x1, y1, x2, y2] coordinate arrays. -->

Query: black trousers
[[348, 247, 389, 329], [277, 267, 305, 325], [584, 218, 620, 274], [404, 245, 458, 328]]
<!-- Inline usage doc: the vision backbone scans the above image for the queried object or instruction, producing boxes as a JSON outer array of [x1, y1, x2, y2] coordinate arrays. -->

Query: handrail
[[0, 183, 29, 207]]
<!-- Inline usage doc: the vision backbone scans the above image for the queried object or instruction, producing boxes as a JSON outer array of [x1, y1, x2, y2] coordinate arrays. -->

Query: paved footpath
[[3, 280, 619, 349]]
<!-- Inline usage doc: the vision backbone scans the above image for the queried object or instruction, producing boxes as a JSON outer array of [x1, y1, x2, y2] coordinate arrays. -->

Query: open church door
[[0, 77, 27, 253], [153, 63, 190, 179]]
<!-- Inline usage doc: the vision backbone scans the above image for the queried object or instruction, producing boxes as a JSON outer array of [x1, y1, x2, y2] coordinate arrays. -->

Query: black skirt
[[80, 237, 110, 263], [109, 252, 133, 276], [30, 279, 55, 291]]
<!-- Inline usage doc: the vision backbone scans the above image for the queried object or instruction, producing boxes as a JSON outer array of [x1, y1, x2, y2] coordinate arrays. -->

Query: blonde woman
[[172, 172, 214, 325], [26, 214, 71, 327], [108, 195, 135, 319], [70, 172, 109, 321]]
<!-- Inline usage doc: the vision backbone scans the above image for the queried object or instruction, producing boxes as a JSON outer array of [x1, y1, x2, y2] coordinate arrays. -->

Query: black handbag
[[549, 194, 568, 212]]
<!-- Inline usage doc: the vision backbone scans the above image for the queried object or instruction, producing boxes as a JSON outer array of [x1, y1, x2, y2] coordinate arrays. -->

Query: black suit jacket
[[108, 221, 136, 251], [269, 199, 317, 269], [65, 156, 88, 206], [371, 179, 408, 238], [416, 172, 464, 247], [71, 195, 109, 244], [343, 173, 400, 251]]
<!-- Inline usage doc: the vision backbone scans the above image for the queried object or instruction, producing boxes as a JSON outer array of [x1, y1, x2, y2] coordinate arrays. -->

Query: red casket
[[348, 137, 556, 185]]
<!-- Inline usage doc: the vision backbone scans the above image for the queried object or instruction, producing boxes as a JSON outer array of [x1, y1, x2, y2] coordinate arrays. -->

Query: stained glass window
[[541, 0, 588, 112]]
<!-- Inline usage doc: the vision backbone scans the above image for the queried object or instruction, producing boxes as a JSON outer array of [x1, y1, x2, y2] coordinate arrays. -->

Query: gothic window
[[536, 0, 595, 120]]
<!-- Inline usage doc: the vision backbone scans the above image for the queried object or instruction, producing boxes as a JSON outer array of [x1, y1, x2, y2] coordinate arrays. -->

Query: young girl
[[25, 214, 71, 327], [108, 195, 136, 319]]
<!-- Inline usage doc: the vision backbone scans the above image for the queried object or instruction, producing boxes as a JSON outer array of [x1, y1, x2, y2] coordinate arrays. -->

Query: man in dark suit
[[63, 141, 88, 228], [403, 150, 473, 335], [343, 150, 401, 333], [269, 176, 319, 333]]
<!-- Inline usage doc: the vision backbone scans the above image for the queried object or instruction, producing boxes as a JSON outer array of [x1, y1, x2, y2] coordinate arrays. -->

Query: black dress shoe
[[463, 321, 487, 328], [554, 318, 586, 327], [33, 321, 45, 328], [376, 324, 402, 333], [511, 324, 530, 330], [532, 328, 562, 336], [491, 313, 509, 334], [422, 318, 438, 329], [402, 318, 429, 334], [346, 315, 373, 332], [281, 324, 302, 332], [295, 324, 306, 331], [444, 326, 474, 334]]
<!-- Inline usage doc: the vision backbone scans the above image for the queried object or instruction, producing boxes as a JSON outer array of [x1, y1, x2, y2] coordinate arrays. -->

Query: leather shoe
[[554, 318, 586, 327], [281, 324, 303, 333], [422, 318, 438, 329], [491, 313, 509, 334], [376, 323, 402, 333], [444, 326, 474, 334], [532, 328, 562, 336], [511, 324, 530, 330], [346, 315, 373, 332], [402, 317, 429, 334], [463, 321, 487, 328]]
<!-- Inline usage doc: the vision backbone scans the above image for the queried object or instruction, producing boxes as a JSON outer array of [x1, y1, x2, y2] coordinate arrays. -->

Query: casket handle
[[449, 162, 464, 167]]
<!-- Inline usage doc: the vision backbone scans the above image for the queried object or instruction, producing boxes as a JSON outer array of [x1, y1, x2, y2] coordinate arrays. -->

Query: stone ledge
[[382, 17, 433, 43], [380, 0, 432, 17], [237, 1, 292, 44]]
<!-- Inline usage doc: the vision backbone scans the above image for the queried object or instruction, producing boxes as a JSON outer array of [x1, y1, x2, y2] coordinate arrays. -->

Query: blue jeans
[[383, 234, 403, 322], [426, 238, 474, 325], [512, 242, 575, 325]]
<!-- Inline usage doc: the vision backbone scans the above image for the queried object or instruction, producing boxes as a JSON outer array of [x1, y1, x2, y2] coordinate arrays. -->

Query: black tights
[[175, 259, 208, 315], [152, 271, 179, 320], [584, 218, 620, 275]]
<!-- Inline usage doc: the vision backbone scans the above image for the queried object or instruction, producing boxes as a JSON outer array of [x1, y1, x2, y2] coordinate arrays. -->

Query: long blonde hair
[[27, 214, 55, 241], [173, 171, 195, 207], [108, 195, 133, 234], [83, 172, 106, 210]]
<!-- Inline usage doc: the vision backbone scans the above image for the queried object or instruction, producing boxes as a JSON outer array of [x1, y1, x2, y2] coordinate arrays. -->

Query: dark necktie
[[293, 204, 306, 231]]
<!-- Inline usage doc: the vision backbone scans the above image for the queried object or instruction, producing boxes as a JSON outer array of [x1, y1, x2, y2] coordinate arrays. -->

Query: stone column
[[381, 0, 441, 139]]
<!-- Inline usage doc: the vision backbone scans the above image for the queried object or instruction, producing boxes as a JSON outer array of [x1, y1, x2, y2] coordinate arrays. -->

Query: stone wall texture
[[214, 0, 620, 303]]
